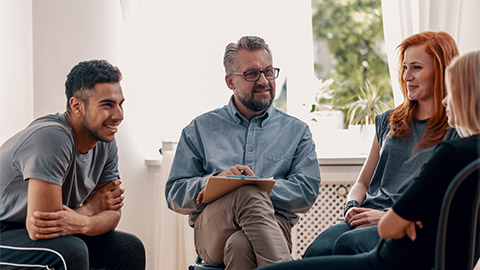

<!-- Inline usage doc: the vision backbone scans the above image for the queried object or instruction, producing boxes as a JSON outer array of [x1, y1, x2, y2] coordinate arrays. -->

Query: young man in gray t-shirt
[[0, 60, 145, 269]]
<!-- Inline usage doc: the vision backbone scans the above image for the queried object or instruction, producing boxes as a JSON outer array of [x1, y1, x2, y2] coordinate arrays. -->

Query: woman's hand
[[346, 208, 386, 228], [378, 208, 423, 240]]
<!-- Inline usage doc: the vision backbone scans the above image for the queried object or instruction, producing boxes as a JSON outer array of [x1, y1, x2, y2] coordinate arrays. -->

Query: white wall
[[32, 0, 125, 117], [0, 0, 33, 144]]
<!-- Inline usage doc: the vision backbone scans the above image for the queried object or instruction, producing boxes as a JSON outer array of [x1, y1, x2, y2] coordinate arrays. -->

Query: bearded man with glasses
[[166, 36, 321, 270]]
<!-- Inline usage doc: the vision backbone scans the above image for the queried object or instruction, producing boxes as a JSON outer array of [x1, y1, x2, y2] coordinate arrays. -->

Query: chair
[[188, 256, 225, 270], [433, 158, 480, 270]]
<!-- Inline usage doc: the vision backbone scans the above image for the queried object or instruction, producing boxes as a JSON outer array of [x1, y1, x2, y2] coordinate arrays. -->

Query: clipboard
[[202, 175, 276, 203]]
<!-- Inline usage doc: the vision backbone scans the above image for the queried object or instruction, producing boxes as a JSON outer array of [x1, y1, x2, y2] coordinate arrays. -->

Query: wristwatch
[[343, 200, 361, 216]]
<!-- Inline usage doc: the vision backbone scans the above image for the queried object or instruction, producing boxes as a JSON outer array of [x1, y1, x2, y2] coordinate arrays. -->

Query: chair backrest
[[433, 158, 480, 270]]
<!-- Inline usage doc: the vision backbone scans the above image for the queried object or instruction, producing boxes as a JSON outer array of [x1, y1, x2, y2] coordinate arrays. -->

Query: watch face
[[344, 200, 359, 212]]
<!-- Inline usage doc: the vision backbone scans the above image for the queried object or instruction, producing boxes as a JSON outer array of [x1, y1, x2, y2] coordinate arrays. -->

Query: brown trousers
[[194, 185, 292, 270]]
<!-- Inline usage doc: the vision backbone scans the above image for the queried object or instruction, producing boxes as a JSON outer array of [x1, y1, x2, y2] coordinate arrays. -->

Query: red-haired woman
[[304, 31, 460, 257], [259, 50, 480, 270]]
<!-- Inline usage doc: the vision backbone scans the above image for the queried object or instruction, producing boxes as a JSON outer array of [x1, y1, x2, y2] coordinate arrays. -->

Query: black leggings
[[0, 227, 145, 270]]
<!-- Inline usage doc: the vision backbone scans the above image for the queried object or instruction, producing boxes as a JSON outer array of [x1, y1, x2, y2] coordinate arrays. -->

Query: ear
[[225, 74, 235, 90], [69, 97, 84, 117]]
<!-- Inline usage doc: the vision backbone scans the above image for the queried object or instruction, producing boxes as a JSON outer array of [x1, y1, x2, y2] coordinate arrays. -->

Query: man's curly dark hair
[[65, 59, 122, 111]]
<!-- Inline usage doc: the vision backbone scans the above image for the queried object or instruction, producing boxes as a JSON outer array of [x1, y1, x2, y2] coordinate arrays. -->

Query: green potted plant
[[345, 79, 392, 128]]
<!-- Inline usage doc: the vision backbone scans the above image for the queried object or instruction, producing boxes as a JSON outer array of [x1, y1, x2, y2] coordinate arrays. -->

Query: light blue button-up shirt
[[165, 96, 321, 226]]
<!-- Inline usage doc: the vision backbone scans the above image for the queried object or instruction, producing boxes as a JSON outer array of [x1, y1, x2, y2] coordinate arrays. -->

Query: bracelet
[[343, 200, 361, 216]]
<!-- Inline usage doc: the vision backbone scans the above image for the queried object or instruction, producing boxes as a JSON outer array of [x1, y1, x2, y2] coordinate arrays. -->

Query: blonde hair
[[445, 51, 480, 137]]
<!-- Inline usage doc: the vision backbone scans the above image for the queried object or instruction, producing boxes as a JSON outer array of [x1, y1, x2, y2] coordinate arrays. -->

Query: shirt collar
[[226, 95, 274, 127]]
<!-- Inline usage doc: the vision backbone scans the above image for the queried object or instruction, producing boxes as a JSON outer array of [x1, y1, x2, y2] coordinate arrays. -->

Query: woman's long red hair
[[389, 31, 459, 148]]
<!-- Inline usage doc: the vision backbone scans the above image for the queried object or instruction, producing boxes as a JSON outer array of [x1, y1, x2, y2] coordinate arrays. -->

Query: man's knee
[[104, 231, 146, 268], [43, 236, 90, 270], [79, 230, 145, 269], [225, 230, 253, 255], [224, 231, 256, 269]]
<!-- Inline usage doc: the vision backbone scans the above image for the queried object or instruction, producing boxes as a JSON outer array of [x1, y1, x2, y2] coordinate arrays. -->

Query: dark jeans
[[303, 222, 380, 257], [0, 227, 146, 270], [258, 238, 425, 270]]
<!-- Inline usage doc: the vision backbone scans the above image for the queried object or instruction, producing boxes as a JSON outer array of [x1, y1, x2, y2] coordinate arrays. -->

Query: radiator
[[291, 161, 361, 259]]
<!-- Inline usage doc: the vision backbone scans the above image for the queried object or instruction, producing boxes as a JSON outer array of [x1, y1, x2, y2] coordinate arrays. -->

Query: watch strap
[[343, 200, 361, 216]]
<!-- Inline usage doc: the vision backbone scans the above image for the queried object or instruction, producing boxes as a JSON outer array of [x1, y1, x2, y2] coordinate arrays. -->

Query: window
[[306, 0, 393, 157]]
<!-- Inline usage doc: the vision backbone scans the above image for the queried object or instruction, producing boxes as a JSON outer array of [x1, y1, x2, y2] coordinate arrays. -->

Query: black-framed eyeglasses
[[230, 67, 280, 82]]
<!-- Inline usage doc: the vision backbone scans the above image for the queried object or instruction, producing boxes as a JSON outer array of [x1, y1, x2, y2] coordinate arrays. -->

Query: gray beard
[[237, 92, 273, 112]]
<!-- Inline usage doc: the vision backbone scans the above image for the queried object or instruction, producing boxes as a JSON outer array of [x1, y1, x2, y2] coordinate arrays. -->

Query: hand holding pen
[[216, 164, 255, 177], [196, 165, 255, 204]]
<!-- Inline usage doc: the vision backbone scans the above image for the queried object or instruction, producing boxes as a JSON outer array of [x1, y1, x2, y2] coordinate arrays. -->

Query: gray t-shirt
[[0, 113, 120, 223], [362, 110, 458, 210]]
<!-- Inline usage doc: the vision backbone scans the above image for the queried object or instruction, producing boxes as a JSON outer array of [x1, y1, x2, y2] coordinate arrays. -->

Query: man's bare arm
[[31, 205, 121, 239], [27, 178, 122, 240], [75, 180, 124, 216], [26, 178, 63, 240]]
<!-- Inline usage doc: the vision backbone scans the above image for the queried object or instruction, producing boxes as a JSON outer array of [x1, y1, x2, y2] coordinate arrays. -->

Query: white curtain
[[152, 141, 196, 270], [381, 0, 464, 106], [0, 0, 33, 144]]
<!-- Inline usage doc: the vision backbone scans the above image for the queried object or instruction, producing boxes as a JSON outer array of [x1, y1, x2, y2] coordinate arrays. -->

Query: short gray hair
[[223, 36, 272, 73]]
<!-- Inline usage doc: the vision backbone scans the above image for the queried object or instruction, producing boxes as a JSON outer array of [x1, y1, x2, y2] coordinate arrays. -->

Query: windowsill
[[145, 157, 162, 167], [144, 156, 366, 168], [318, 156, 365, 165]]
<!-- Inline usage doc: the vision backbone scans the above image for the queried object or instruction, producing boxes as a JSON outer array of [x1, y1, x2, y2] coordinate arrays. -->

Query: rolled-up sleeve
[[165, 126, 209, 215]]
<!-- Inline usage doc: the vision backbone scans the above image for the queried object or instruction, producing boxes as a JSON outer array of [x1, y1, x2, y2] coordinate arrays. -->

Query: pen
[[226, 175, 259, 179], [240, 169, 248, 176]]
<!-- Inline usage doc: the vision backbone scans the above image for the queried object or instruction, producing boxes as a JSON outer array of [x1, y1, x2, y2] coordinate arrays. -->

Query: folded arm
[[378, 208, 422, 241], [27, 178, 122, 240], [76, 180, 124, 216]]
